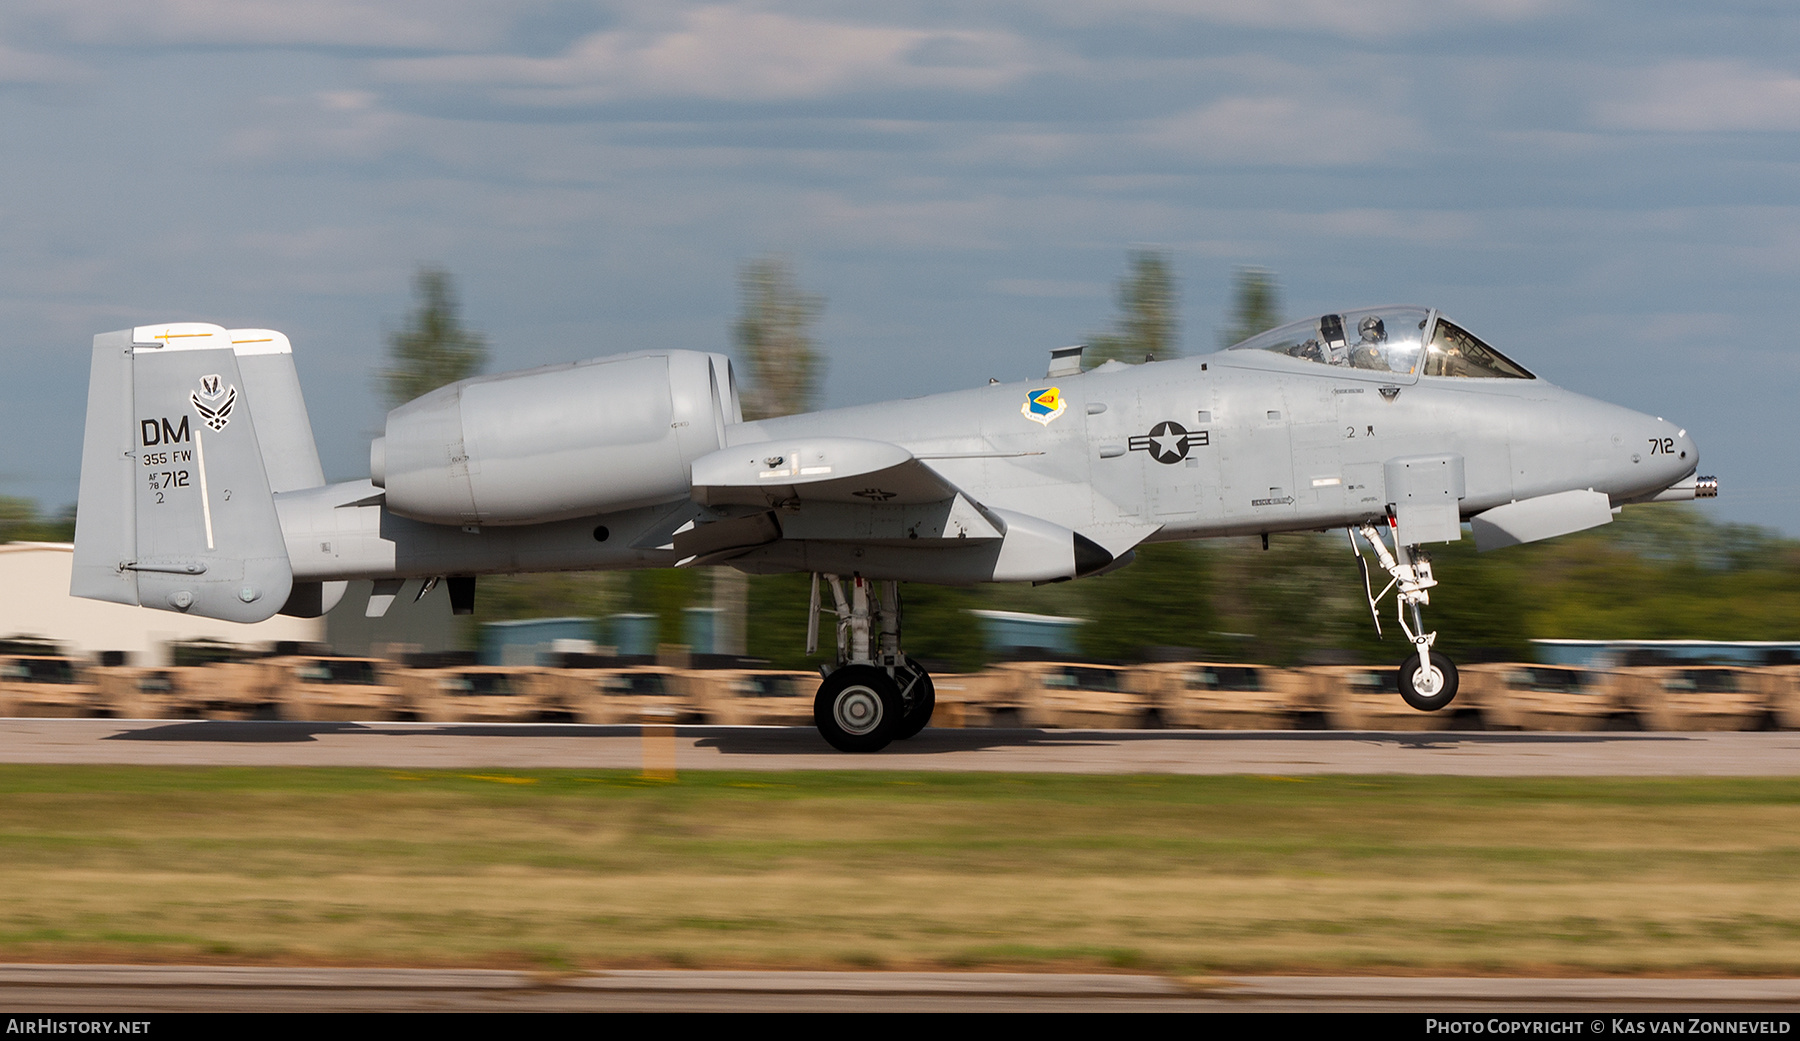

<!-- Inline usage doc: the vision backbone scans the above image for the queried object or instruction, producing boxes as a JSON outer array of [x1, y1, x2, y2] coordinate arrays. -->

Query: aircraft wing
[[684, 437, 1005, 553], [676, 437, 1144, 581], [690, 437, 972, 508]]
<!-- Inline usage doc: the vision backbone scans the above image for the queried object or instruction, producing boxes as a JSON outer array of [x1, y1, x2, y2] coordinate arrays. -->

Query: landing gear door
[[1386, 453, 1465, 546]]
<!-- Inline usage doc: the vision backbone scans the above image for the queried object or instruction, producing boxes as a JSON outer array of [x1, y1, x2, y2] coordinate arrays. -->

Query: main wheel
[[892, 663, 936, 741], [1398, 650, 1458, 712], [814, 665, 902, 753]]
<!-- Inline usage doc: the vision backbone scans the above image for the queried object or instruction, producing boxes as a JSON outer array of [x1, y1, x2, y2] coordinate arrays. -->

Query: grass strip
[[0, 767, 1794, 974]]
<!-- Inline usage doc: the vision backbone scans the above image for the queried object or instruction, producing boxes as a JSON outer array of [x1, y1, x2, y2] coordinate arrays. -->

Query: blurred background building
[[0, 542, 321, 665]]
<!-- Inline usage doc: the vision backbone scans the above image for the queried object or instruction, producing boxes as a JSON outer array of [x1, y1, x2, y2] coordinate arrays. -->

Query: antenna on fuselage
[[1047, 345, 1085, 378]]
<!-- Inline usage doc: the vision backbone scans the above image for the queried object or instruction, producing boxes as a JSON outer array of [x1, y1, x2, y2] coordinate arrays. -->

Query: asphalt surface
[[1, 967, 1798, 1012], [0, 718, 1796, 774]]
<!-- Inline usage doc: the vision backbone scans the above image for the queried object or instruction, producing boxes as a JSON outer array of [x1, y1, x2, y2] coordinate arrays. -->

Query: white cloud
[[1147, 95, 1424, 166], [373, 6, 1047, 105], [1024, 0, 1564, 38], [7, 0, 506, 51], [1276, 208, 1479, 243], [0, 41, 86, 85], [1594, 60, 1800, 133], [224, 91, 412, 164]]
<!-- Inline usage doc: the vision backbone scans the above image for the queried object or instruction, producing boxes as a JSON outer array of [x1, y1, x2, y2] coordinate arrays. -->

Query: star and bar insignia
[[1129, 420, 1209, 464]]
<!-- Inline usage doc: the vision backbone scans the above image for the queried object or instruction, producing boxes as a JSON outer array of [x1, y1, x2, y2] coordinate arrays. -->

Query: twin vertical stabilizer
[[70, 323, 320, 623]]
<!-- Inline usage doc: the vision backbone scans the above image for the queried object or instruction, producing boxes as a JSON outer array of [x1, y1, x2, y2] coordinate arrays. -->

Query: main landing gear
[[1348, 521, 1460, 712], [807, 573, 934, 752]]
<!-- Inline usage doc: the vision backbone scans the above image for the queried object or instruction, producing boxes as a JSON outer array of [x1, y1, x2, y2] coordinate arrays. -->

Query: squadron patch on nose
[[1129, 420, 1209, 464], [191, 374, 237, 432], [1022, 386, 1065, 426]]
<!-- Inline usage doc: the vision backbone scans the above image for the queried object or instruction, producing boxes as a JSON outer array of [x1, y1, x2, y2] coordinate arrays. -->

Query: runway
[[1, 966, 1798, 1012], [0, 718, 1797, 774]]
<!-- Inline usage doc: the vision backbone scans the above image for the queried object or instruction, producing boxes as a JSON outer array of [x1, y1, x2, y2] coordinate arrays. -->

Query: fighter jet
[[70, 306, 1715, 751]]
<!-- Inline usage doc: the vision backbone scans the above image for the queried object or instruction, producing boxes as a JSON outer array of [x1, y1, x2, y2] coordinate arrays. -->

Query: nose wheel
[[1398, 650, 1458, 712]]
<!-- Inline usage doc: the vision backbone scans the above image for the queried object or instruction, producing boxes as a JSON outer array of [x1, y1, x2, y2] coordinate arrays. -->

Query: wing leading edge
[[683, 437, 1123, 582]]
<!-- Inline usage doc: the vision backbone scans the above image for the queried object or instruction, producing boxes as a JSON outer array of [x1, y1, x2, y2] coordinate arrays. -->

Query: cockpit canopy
[[1226, 306, 1533, 379]]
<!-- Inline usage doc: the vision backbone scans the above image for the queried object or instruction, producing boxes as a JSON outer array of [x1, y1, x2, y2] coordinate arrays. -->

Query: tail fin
[[71, 323, 296, 623], [225, 329, 325, 494]]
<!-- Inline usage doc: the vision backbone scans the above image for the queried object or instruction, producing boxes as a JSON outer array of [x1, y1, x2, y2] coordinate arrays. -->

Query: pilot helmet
[[1358, 315, 1386, 342]]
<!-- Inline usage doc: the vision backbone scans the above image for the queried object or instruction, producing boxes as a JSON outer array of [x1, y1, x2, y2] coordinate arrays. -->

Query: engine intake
[[373, 350, 740, 526]]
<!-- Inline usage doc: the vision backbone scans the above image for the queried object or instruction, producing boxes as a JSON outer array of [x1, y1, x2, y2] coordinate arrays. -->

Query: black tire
[[814, 665, 902, 753], [1398, 650, 1458, 712], [892, 664, 936, 741]]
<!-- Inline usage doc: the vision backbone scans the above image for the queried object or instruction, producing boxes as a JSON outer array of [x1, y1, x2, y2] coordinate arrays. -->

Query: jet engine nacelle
[[371, 350, 741, 526]]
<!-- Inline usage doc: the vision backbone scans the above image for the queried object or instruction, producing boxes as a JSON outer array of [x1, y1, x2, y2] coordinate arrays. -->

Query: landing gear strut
[[808, 573, 934, 752], [1349, 521, 1459, 712]]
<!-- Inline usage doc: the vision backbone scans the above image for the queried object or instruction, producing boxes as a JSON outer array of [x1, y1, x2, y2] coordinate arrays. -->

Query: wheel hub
[[833, 685, 884, 735], [1412, 664, 1444, 696]]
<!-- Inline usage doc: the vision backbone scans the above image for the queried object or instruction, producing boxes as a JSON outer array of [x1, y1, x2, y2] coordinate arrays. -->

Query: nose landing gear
[[807, 573, 936, 752], [1399, 649, 1458, 712], [1350, 522, 1460, 713]]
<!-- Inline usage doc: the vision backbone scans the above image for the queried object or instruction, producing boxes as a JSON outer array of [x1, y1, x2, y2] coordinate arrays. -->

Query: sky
[[1, 1, 1795, 534]]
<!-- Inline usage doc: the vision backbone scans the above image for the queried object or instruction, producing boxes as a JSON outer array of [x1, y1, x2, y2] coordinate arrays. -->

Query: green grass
[[0, 767, 1796, 974]]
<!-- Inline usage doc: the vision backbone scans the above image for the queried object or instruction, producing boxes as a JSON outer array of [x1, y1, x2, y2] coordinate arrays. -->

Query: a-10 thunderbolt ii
[[70, 305, 1715, 750]]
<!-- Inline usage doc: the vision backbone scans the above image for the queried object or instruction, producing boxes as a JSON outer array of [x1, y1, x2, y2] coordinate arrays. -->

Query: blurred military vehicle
[[547, 663, 701, 725], [960, 660, 1145, 729], [1614, 665, 1773, 732], [1134, 661, 1314, 729], [1457, 663, 1624, 731], [682, 666, 819, 727], [1765, 666, 1800, 731], [0, 655, 107, 718], [256, 654, 400, 721], [400, 664, 559, 723], [92, 665, 210, 719]]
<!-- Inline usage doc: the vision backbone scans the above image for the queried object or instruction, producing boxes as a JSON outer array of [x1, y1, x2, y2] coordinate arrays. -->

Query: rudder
[[71, 323, 294, 623]]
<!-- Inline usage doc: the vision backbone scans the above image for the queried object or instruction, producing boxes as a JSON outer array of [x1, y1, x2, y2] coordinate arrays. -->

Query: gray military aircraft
[[71, 306, 1715, 750]]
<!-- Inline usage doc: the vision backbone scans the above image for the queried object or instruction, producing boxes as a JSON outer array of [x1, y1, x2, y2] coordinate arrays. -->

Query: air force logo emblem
[[1022, 386, 1065, 426], [191, 374, 238, 432]]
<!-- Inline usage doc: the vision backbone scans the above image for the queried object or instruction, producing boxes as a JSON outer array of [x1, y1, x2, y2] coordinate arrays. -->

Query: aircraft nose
[[1664, 419, 1697, 471], [1642, 416, 1697, 484]]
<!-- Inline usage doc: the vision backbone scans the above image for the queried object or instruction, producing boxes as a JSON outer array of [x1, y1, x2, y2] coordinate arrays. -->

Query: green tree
[[1086, 249, 1179, 367], [382, 267, 489, 408], [629, 569, 707, 649], [730, 257, 828, 656], [0, 498, 75, 544], [734, 256, 825, 420], [1218, 266, 1283, 348], [1075, 542, 1216, 661]]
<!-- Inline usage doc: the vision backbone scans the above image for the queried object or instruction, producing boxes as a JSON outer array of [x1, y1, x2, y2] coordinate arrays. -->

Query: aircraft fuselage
[[272, 345, 1694, 585]]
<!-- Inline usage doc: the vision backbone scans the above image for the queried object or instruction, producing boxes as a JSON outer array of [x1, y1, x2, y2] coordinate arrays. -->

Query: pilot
[[1349, 315, 1388, 370]]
